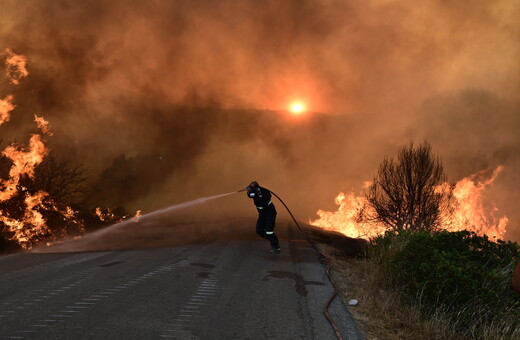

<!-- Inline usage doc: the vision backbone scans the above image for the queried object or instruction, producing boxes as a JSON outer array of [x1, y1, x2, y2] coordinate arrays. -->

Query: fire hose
[[237, 187, 344, 340]]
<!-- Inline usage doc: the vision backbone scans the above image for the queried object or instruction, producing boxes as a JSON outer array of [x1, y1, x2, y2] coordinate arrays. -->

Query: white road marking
[[193, 292, 215, 296]]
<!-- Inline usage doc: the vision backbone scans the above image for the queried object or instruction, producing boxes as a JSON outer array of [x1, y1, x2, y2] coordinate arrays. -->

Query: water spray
[[83, 191, 242, 240]]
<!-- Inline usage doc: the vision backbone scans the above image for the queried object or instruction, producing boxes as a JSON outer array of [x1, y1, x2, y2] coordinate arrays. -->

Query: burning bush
[[311, 142, 508, 241], [0, 48, 89, 250], [0, 152, 87, 249]]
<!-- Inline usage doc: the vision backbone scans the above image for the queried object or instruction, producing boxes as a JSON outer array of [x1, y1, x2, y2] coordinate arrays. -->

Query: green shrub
[[369, 230, 520, 336]]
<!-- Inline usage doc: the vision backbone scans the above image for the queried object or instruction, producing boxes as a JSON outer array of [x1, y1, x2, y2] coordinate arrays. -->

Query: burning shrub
[[0, 149, 88, 249], [312, 141, 508, 243], [0, 49, 90, 250], [0, 183, 85, 249], [370, 230, 520, 337]]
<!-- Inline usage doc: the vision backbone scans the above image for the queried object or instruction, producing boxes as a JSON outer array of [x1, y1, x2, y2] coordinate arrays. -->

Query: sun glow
[[290, 102, 305, 114]]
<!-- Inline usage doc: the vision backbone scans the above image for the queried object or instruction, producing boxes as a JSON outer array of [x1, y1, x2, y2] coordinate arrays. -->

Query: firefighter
[[246, 181, 281, 253]]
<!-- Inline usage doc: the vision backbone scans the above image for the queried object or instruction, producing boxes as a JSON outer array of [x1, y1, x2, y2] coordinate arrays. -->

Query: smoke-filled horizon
[[1, 0, 519, 240]]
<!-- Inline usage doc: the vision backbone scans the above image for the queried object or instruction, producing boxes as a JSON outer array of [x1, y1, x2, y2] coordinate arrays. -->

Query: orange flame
[[311, 166, 508, 241], [95, 207, 142, 223], [442, 166, 507, 239], [34, 114, 53, 136], [0, 94, 15, 125], [0, 118, 85, 248], [3, 48, 29, 85], [0, 134, 48, 202], [0, 50, 84, 249], [0, 191, 53, 248], [95, 207, 117, 222], [309, 192, 386, 239]]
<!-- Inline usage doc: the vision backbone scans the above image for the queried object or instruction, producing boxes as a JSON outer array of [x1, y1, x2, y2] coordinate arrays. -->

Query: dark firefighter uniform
[[246, 181, 280, 253]]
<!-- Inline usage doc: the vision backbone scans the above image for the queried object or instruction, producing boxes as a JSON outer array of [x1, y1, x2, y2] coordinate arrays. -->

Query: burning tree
[[0, 132, 87, 249], [0, 48, 88, 250], [361, 142, 452, 232]]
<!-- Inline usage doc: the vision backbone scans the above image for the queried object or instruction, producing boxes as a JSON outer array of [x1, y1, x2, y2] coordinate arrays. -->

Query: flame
[[310, 192, 386, 239], [95, 207, 142, 223], [0, 120, 85, 248], [95, 207, 117, 222], [0, 191, 52, 248], [0, 50, 84, 249], [442, 166, 507, 239], [0, 49, 27, 124], [0, 134, 48, 201], [0, 95, 15, 125], [311, 166, 508, 241], [3, 48, 29, 85], [133, 209, 142, 221], [34, 114, 53, 136]]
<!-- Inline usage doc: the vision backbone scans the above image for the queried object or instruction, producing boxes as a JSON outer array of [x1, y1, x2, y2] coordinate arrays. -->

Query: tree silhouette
[[28, 152, 87, 203], [362, 142, 452, 232]]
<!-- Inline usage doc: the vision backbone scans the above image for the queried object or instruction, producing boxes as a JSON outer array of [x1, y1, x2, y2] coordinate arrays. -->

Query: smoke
[[1, 1, 519, 240]]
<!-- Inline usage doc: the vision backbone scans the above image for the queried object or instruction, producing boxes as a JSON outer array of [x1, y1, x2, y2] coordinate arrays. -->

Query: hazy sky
[[1, 0, 519, 239]]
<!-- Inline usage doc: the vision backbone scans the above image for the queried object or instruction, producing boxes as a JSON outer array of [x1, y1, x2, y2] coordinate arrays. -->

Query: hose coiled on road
[[268, 190, 344, 340]]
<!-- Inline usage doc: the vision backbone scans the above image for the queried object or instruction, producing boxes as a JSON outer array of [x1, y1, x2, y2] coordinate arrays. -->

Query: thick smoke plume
[[1, 0, 519, 240]]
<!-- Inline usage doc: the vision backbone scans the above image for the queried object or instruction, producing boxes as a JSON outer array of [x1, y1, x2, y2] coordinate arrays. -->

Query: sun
[[289, 102, 305, 114]]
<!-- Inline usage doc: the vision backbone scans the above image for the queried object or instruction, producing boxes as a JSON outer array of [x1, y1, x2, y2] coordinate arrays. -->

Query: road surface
[[1, 219, 362, 339]]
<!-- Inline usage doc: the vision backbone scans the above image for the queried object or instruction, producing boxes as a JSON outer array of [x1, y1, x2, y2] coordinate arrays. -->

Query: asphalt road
[[0, 220, 362, 339]]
